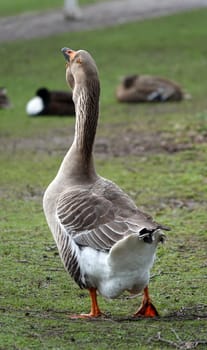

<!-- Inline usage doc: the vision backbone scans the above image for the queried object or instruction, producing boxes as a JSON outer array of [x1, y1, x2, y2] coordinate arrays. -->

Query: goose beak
[[61, 47, 77, 62]]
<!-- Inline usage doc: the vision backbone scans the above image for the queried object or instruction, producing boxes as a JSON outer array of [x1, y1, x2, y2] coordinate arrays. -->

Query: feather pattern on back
[[56, 178, 167, 252]]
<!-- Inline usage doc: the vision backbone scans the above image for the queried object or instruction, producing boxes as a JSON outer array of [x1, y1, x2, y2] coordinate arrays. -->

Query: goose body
[[116, 74, 189, 103], [0, 87, 11, 109], [26, 87, 75, 116], [79, 229, 161, 299], [43, 48, 168, 318]]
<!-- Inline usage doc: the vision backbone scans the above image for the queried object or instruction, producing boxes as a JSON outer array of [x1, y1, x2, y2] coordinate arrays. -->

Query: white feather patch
[[26, 96, 44, 116]]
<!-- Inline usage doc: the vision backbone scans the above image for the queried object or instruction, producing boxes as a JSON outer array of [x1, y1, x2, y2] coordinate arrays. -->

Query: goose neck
[[73, 81, 100, 159]]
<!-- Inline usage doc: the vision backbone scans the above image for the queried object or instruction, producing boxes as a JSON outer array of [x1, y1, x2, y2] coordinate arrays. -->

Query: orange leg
[[70, 287, 103, 319], [133, 286, 159, 318]]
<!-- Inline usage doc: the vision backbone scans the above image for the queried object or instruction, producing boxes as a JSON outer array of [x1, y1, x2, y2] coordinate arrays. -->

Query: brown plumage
[[43, 48, 170, 319], [26, 87, 75, 116], [0, 87, 11, 109], [116, 74, 190, 103]]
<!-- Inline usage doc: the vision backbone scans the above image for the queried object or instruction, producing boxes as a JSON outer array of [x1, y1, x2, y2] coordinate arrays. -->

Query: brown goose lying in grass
[[43, 47, 170, 319], [0, 87, 11, 109], [26, 87, 75, 116], [116, 74, 190, 103]]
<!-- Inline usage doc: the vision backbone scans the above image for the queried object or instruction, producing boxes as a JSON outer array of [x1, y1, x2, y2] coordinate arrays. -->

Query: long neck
[[58, 78, 100, 182], [74, 79, 99, 158]]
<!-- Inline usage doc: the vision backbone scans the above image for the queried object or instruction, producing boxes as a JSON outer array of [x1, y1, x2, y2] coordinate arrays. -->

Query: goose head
[[122, 75, 138, 89], [61, 48, 100, 100]]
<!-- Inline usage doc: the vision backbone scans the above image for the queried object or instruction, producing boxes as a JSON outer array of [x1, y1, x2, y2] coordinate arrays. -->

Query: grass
[[0, 0, 109, 17], [0, 8, 207, 350]]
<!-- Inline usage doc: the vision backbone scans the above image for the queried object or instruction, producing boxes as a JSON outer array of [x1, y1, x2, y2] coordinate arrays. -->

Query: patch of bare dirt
[[0, 0, 207, 42], [1, 303, 207, 321], [1, 124, 207, 158]]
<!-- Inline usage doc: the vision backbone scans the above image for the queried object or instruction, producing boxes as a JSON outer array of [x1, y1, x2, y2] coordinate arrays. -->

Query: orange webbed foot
[[69, 311, 103, 319], [133, 286, 159, 318], [133, 299, 159, 318], [69, 287, 104, 319]]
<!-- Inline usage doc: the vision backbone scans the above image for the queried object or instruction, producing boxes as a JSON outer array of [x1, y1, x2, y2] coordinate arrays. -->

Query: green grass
[[0, 0, 108, 17], [0, 8, 207, 350]]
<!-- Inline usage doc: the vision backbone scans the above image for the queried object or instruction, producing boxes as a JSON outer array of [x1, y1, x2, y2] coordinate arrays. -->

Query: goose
[[0, 87, 11, 109], [26, 87, 75, 116], [43, 48, 170, 318], [116, 74, 190, 103]]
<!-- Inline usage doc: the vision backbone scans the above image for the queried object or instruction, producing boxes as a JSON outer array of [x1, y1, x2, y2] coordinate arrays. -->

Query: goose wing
[[56, 187, 167, 251]]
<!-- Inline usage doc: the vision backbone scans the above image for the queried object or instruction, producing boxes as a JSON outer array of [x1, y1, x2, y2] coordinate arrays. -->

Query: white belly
[[79, 233, 157, 299]]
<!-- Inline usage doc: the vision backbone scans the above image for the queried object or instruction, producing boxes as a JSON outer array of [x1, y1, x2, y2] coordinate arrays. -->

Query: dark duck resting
[[26, 87, 75, 116], [116, 74, 190, 103], [0, 87, 11, 109], [43, 48, 170, 318]]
